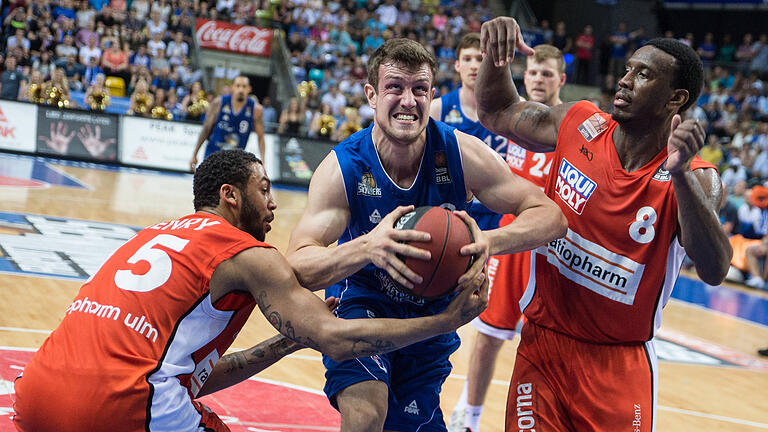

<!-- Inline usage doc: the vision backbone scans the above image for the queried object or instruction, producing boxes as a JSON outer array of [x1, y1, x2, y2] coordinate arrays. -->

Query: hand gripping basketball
[[366, 205, 432, 290]]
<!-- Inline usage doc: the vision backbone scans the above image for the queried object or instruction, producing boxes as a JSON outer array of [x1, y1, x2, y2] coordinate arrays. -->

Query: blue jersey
[[205, 95, 255, 158], [330, 119, 468, 312], [439, 88, 505, 230], [439, 88, 511, 158]]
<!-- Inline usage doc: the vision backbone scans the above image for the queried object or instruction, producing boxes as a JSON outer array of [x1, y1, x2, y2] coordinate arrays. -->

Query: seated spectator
[[150, 50, 170, 72], [175, 56, 203, 87], [82, 56, 105, 86], [736, 34, 755, 64], [130, 44, 152, 72], [144, 10, 167, 37], [700, 135, 725, 167], [717, 34, 736, 63], [132, 0, 151, 21], [320, 83, 346, 117], [128, 78, 154, 116], [278, 97, 304, 135], [697, 32, 717, 64], [7, 28, 30, 53], [147, 31, 166, 57], [101, 40, 131, 83], [54, 35, 77, 64], [79, 35, 102, 66], [76, 18, 99, 48], [32, 51, 55, 81], [165, 88, 183, 119], [151, 66, 176, 92], [0, 57, 24, 100], [4, 7, 29, 36], [61, 55, 84, 91], [53, 0, 77, 22], [166, 31, 189, 66], [722, 158, 748, 192]]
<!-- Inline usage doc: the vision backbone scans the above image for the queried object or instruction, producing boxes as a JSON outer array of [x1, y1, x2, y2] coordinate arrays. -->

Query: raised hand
[[480, 16, 535, 67], [77, 124, 116, 158], [665, 115, 705, 174], [366, 205, 432, 290], [39, 122, 76, 154]]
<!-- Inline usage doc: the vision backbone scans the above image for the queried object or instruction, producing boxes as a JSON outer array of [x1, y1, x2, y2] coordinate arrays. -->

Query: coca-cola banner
[[195, 19, 272, 57]]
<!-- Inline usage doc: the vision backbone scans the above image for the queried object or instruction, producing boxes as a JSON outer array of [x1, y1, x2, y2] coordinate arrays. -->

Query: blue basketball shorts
[[322, 290, 460, 431], [467, 200, 502, 231]]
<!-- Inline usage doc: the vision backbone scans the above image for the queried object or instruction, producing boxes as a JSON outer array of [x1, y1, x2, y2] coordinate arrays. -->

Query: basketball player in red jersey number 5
[[476, 16, 732, 432]]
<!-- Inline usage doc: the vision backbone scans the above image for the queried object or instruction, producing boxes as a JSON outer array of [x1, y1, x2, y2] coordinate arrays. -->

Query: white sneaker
[[746, 276, 765, 289], [447, 407, 465, 432]]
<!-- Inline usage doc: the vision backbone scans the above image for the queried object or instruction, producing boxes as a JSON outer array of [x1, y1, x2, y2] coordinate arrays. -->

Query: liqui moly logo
[[195, 19, 273, 57], [555, 158, 596, 214]]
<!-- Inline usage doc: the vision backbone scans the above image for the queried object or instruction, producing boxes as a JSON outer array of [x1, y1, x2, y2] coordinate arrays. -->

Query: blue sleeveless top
[[439, 88, 510, 158], [440, 88, 506, 230], [206, 95, 255, 158], [331, 119, 469, 311]]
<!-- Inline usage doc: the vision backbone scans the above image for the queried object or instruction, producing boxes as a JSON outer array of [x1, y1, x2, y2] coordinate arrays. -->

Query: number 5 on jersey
[[115, 234, 190, 292]]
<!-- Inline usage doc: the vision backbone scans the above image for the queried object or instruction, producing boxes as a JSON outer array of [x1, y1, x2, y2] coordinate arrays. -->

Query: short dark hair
[[643, 38, 703, 113], [367, 38, 437, 91], [193, 149, 261, 211], [455, 33, 480, 57]]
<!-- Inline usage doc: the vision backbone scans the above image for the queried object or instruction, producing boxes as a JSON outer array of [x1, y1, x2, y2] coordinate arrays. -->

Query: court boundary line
[[669, 298, 768, 330], [0, 344, 764, 429]]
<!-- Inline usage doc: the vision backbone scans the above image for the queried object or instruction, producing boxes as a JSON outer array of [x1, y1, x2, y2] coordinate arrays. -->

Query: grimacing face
[[365, 61, 434, 146]]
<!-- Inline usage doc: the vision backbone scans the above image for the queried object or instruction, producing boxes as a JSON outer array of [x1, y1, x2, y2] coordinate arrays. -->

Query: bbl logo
[[444, 107, 463, 124], [435, 151, 451, 184], [554, 158, 597, 214], [358, 170, 382, 196]]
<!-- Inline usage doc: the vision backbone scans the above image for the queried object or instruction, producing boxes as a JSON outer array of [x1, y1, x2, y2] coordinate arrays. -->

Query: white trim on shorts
[[471, 317, 519, 340]]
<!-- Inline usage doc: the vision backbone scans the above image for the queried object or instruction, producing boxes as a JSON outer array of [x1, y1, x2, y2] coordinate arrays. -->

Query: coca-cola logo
[[196, 19, 272, 56]]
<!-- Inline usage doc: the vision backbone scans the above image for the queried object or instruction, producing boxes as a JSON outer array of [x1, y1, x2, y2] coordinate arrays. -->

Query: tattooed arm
[[476, 16, 574, 152], [210, 247, 489, 363], [196, 335, 301, 397]]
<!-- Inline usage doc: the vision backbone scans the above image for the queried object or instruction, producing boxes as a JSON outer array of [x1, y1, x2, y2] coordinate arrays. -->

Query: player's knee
[[339, 399, 387, 431]]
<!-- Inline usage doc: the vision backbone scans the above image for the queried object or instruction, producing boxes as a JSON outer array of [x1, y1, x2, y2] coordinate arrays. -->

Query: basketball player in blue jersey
[[430, 33, 509, 231], [190, 75, 266, 171], [286, 39, 566, 432]]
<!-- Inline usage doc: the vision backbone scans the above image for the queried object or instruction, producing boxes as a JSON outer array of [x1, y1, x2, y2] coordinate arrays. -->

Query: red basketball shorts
[[506, 321, 657, 432]]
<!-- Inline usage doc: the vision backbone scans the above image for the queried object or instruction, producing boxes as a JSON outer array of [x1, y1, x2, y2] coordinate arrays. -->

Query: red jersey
[[14, 213, 269, 431], [505, 140, 554, 189], [521, 101, 715, 344]]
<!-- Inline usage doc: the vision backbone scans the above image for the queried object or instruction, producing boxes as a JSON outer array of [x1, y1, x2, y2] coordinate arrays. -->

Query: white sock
[[455, 381, 468, 409], [465, 404, 483, 431]]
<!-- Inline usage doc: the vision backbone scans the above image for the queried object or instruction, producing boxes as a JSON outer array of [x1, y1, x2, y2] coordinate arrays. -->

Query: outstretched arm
[[196, 334, 301, 397], [214, 246, 489, 363], [476, 17, 573, 152]]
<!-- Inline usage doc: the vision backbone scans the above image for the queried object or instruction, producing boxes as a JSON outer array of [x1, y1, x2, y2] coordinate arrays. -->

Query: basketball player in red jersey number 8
[[476, 17, 732, 432], [13, 149, 491, 432]]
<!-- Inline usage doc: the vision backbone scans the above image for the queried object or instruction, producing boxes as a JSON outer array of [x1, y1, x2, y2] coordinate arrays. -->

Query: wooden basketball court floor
[[0, 151, 767, 431]]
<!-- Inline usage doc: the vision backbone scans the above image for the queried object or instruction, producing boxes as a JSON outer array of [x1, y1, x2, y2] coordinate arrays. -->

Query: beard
[[236, 94, 246, 103], [239, 195, 267, 241]]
